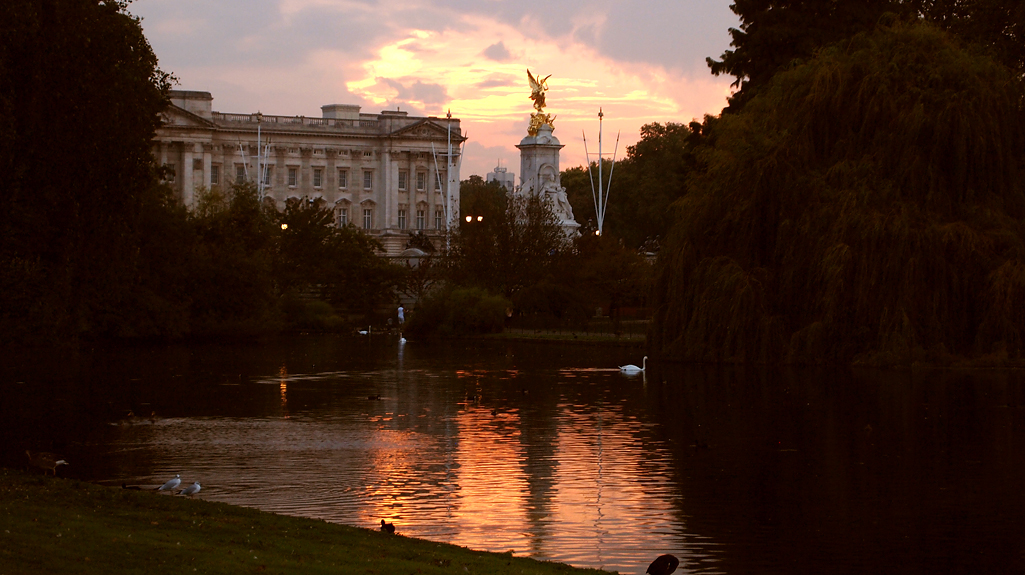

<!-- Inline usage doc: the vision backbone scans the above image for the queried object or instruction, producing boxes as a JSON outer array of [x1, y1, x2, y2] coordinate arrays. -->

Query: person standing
[[397, 304, 405, 326]]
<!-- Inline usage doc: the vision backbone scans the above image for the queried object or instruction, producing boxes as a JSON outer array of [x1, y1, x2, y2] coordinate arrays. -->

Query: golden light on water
[[278, 364, 288, 414]]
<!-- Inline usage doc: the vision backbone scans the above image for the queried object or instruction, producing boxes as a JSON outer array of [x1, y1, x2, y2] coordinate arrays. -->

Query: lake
[[3, 335, 1025, 574]]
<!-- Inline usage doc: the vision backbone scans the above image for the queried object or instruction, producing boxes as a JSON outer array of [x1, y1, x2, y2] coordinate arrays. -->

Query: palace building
[[154, 90, 465, 255]]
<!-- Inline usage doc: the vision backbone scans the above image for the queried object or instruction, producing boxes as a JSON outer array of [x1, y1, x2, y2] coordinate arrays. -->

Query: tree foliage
[[708, 0, 1025, 111], [652, 21, 1025, 365], [451, 176, 567, 298], [0, 0, 172, 343], [563, 122, 705, 250]]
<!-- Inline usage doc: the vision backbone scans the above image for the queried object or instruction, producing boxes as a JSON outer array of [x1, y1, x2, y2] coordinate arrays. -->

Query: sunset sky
[[132, 0, 740, 179]]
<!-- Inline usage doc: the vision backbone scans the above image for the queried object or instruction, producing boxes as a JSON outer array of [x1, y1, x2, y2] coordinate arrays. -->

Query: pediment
[[390, 119, 464, 141], [159, 104, 216, 129]]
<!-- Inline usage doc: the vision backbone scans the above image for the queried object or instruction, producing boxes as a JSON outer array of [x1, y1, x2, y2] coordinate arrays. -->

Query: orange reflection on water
[[278, 364, 288, 415], [448, 404, 530, 553]]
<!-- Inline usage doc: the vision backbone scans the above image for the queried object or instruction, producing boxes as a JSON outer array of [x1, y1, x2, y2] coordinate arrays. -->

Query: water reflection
[[4, 338, 1025, 574]]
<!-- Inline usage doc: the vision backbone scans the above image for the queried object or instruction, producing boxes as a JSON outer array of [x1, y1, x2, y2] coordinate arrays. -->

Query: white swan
[[619, 356, 647, 373]]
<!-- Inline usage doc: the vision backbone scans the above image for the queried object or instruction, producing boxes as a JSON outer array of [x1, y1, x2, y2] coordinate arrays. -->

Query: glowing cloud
[[345, 13, 732, 177]]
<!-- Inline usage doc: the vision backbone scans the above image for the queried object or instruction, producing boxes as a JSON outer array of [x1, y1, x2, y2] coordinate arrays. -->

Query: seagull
[[179, 482, 201, 497], [646, 554, 679, 575], [380, 519, 396, 534], [619, 356, 647, 374], [25, 451, 69, 476], [157, 474, 181, 492], [358, 326, 371, 335]]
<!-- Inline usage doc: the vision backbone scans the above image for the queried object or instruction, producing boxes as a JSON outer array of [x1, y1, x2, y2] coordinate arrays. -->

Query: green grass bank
[[0, 469, 609, 575]]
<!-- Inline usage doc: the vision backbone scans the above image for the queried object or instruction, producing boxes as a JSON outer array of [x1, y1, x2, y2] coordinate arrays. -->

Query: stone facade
[[154, 90, 465, 256]]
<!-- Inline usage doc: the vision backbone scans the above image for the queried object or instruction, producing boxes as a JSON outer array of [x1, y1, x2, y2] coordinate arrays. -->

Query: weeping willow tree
[[650, 19, 1025, 365]]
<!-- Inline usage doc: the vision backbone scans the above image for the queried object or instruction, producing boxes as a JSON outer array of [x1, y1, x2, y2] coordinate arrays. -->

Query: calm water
[[4, 336, 1025, 574]]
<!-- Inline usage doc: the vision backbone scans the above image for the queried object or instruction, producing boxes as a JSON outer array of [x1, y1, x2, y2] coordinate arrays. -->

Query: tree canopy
[[450, 176, 567, 299], [0, 0, 172, 343], [708, 0, 1025, 111], [652, 20, 1025, 365], [563, 121, 704, 250]]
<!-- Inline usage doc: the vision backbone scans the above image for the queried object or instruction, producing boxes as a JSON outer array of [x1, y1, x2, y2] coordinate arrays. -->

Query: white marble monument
[[515, 71, 579, 236]]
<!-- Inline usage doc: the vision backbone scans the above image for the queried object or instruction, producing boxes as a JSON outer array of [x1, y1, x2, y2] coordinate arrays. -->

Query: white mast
[[583, 108, 620, 236], [447, 109, 453, 237]]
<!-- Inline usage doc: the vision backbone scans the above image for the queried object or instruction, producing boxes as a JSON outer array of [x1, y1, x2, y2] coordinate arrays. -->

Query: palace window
[[236, 164, 246, 183], [416, 209, 425, 230], [313, 168, 323, 188], [165, 163, 176, 183], [338, 169, 348, 189], [416, 171, 426, 191], [288, 167, 298, 187], [398, 209, 407, 230], [262, 167, 272, 186], [398, 170, 408, 191], [435, 209, 444, 229], [435, 173, 443, 191], [210, 165, 219, 186], [363, 208, 373, 229], [363, 170, 373, 190], [336, 207, 348, 227]]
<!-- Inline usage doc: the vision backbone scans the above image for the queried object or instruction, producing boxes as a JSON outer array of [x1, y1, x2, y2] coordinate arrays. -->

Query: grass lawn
[[0, 468, 611, 575]]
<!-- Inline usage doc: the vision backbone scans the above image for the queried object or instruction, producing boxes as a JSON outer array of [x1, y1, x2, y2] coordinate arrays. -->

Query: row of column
[[157, 141, 455, 233]]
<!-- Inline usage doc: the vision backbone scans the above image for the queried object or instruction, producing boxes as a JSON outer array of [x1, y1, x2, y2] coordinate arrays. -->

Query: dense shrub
[[404, 287, 510, 338]]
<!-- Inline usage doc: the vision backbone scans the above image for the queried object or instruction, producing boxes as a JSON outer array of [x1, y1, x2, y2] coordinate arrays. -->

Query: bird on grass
[[25, 451, 69, 476], [380, 519, 396, 534], [619, 356, 647, 374], [646, 554, 679, 575], [157, 474, 181, 493], [178, 482, 201, 497]]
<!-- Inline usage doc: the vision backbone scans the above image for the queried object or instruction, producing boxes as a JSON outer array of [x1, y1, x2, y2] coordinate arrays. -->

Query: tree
[[186, 182, 279, 335], [452, 176, 567, 298], [0, 0, 172, 342], [707, 1, 1025, 112], [563, 122, 701, 249], [276, 197, 401, 319], [707, 0, 902, 110], [652, 21, 1025, 365]]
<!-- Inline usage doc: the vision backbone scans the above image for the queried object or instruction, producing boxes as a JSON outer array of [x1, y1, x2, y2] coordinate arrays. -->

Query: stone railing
[[211, 113, 379, 129]]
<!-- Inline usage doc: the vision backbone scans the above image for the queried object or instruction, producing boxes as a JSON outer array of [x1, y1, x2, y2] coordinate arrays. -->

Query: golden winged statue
[[527, 69, 550, 112], [527, 69, 556, 136]]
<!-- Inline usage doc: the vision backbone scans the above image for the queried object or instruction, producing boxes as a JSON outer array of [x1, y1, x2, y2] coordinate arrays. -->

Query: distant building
[[486, 163, 516, 192], [154, 90, 466, 255]]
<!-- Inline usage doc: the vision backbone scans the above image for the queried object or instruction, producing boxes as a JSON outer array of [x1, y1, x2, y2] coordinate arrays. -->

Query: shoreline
[[0, 468, 611, 574]]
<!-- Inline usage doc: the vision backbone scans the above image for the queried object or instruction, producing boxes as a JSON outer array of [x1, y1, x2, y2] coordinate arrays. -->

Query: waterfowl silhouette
[[25, 451, 68, 476], [380, 519, 396, 534], [619, 356, 647, 373], [646, 554, 679, 575]]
